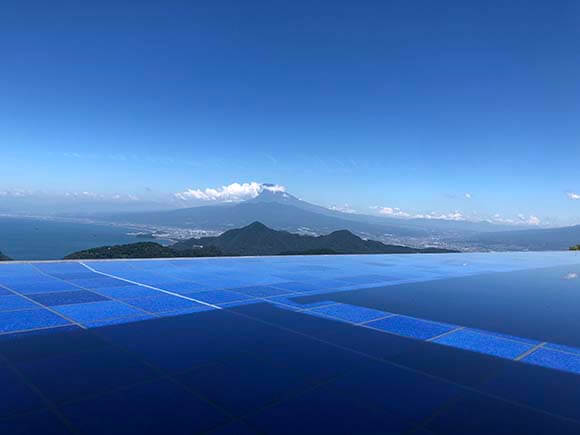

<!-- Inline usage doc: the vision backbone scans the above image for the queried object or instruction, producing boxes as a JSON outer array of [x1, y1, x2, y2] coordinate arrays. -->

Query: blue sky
[[1, 1, 579, 225]]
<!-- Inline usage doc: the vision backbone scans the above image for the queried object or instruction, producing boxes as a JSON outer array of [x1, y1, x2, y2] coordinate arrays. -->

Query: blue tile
[[467, 328, 541, 345], [266, 296, 335, 309], [33, 262, 89, 274], [28, 290, 108, 306], [338, 274, 396, 284], [0, 286, 12, 296], [272, 273, 318, 282], [366, 316, 457, 340], [0, 309, 71, 333], [271, 282, 324, 292], [125, 294, 206, 313], [310, 303, 391, 323], [156, 281, 206, 293], [186, 290, 253, 304], [229, 285, 292, 297], [84, 314, 157, 328], [307, 279, 350, 289], [433, 329, 534, 359], [53, 301, 145, 322], [160, 306, 216, 318], [8, 281, 80, 294], [69, 277, 128, 289], [44, 272, 95, 280], [0, 295, 38, 312], [92, 285, 161, 299], [188, 278, 248, 289], [544, 343, 580, 355], [268, 303, 305, 312], [522, 348, 580, 374], [219, 300, 262, 309]]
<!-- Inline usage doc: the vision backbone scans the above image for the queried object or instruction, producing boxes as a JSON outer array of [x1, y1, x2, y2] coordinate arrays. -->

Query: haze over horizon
[[2, 1, 579, 226]]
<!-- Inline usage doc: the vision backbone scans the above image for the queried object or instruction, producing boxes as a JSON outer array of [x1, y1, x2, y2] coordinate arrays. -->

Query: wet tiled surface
[[0, 252, 580, 433]]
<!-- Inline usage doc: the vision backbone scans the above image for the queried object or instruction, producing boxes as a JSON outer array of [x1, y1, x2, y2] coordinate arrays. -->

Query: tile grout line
[[514, 342, 547, 361], [78, 262, 222, 310], [29, 264, 162, 320], [0, 324, 75, 337], [357, 313, 398, 325], [426, 326, 466, 342], [0, 282, 88, 331], [299, 302, 342, 312]]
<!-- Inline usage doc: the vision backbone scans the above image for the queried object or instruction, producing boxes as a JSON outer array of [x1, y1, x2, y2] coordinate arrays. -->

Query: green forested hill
[[64, 242, 222, 260], [173, 222, 457, 256]]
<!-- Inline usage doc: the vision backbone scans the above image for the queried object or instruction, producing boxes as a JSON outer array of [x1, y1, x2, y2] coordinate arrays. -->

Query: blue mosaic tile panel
[[27, 290, 108, 307], [522, 348, 580, 375], [0, 309, 71, 333], [310, 303, 391, 323], [433, 329, 534, 359], [53, 301, 145, 323], [125, 294, 207, 313], [185, 290, 253, 304], [0, 295, 38, 312], [367, 316, 457, 340]]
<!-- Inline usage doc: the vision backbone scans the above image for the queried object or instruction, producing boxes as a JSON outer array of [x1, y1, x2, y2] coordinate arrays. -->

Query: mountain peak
[[252, 186, 294, 202], [172, 222, 457, 255], [244, 221, 269, 231]]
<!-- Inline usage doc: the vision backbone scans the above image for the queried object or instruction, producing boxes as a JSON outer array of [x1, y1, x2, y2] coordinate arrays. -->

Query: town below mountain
[[64, 222, 457, 259]]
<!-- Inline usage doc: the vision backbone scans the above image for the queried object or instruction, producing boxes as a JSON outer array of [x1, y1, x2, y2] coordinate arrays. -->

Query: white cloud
[[370, 206, 465, 221], [567, 192, 580, 200], [527, 215, 541, 225], [564, 272, 578, 280], [371, 206, 411, 217], [0, 189, 34, 198], [415, 211, 466, 221], [516, 214, 541, 225], [174, 182, 286, 202], [329, 204, 357, 214], [488, 214, 515, 224], [464, 193, 472, 199]]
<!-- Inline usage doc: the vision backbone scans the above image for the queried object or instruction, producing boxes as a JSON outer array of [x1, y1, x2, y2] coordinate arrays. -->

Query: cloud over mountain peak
[[174, 182, 286, 202]]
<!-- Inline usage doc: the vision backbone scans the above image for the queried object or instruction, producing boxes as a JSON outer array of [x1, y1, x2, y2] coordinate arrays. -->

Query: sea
[[0, 216, 159, 261]]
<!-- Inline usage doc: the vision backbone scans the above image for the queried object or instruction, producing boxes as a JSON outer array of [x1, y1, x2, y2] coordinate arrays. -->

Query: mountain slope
[[106, 200, 429, 237], [173, 222, 456, 256], [0, 251, 11, 261], [102, 187, 520, 246], [467, 224, 580, 250], [64, 242, 222, 260]]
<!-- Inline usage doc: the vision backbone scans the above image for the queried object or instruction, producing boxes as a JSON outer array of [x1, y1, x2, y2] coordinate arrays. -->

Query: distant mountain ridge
[[0, 251, 11, 261], [103, 187, 520, 244], [173, 221, 456, 256], [106, 197, 429, 237]]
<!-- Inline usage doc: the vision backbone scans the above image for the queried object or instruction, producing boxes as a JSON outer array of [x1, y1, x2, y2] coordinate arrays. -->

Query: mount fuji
[[102, 184, 520, 248]]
